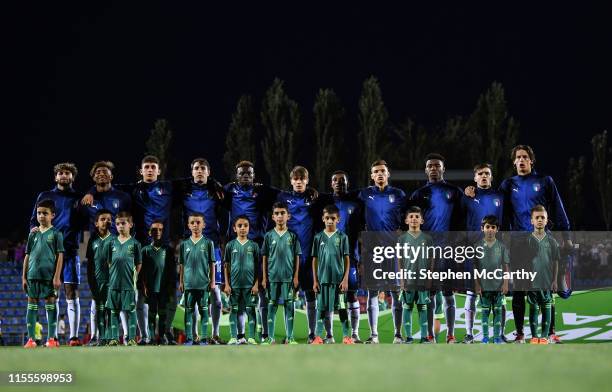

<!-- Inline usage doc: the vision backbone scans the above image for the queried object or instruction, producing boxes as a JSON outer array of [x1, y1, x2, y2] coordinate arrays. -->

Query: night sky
[[3, 4, 611, 237]]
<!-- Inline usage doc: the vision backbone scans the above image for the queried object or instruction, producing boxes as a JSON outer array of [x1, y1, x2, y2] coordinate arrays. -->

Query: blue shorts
[[298, 254, 313, 292], [62, 253, 80, 285], [214, 248, 223, 284], [348, 266, 359, 291]]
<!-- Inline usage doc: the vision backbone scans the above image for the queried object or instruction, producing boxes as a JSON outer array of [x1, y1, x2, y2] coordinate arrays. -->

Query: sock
[[247, 307, 257, 339], [402, 305, 413, 339], [67, 299, 76, 338], [315, 311, 325, 336], [110, 310, 119, 340], [229, 307, 238, 338], [501, 304, 507, 337], [549, 304, 556, 336], [267, 303, 278, 339], [128, 309, 137, 340], [184, 305, 194, 341], [444, 294, 456, 337], [119, 311, 128, 339], [427, 297, 434, 337], [238, 312, 246, 335], [211, 288, 221, 337], [482, 307, 491, 339], [349, 301, 360, 336], [97, 304, 106, 341], [417, 304, 428, 339], [90, 300, 97, 338], [55, 297, 60, 338], [367, 291, 379, 336], [339, 309, 349, 337], [75, 298, 80, 339], [26, 303, 38, 339], [392, 294, 402, 336], [199, 306, 209, 339], [529, 303, 539, 338], [513, 292, 525, 334], [137, 293, 149, 341], [259, 292, 268, 338], [465, 292, 476, 336], [285, 300, 295, 340], [493, 305, 502, 339], [306, 300, 316, 336], [324, 312, 332, 338], [541, 302, 551, 339], [46, 303, 57, 339]]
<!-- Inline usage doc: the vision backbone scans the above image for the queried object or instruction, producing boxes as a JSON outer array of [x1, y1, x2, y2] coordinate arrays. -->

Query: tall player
[[30, 163, 84, 346], [410, 153, 463, 344], [358, 160, 406, 344]]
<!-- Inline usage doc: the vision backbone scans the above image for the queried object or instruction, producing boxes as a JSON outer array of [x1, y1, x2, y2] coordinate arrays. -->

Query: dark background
[[3, 4, 611, 237]]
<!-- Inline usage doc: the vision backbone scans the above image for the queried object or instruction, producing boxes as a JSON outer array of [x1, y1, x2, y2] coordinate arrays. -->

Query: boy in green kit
[[224, 215, 260, 345], [261, 202, 301, 345], [106, 211, 142, 346], [86, 209, 114, 346], [311, 205, 351, 345], [527, 205, 559, 345], [397, 206, 433, 344], [474, 215, 510, 344], [179, 213, 216, 346], [22, 199, 64, 348]]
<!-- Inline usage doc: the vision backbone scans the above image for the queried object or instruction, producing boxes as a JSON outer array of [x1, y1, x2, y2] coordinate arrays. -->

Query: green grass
[[1, 345, 611, 392]]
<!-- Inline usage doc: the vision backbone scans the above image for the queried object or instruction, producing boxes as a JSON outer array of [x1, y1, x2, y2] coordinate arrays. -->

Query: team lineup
[[22, 143, 573, 348]]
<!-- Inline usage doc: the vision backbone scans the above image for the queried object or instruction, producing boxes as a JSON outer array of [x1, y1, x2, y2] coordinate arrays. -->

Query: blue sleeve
[[498, 180, 512, 231], [545, 176, 570, 233]]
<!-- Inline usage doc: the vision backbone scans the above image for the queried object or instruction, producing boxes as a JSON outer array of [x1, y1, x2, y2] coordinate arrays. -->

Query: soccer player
[[467, 145, 571, 343], [473, 215, 509, 344], [261, 202, 301, 344], [223, 216, 260, 345], [276, 166, 321, 343], [526, 205, 559, 344], [462, 163, 505, 343], [311, 205, 352, 345], [178, 213, 216, 346], [85, 209, 114, 346], [30, 163, 84, 346], [176, 158, 226, 345], [81, 161, 131, 234], [106, 211, 142, 346], [398, 207, 433, 344], [410, 153, 463, 343], [358, 160, 406, 344], [141, 220, 176, 345], [23, 199, 64, 348]]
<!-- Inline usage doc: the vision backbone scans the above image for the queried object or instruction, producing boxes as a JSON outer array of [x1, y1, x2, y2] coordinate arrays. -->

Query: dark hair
[[272, 201, 289, 211], [53, 162, 78, 178], [235, 160, 254, 170], [233, 215, 250, 226], [116, 211, 133, 222], [510, 145, 536, 165], [530, 204, 547, 216], [425, 153, 445, 163], [473, 163, 492, 173], [331, 170, 348, 178], [190, 158, 210, 171], [323, 204, 340, 216], [290, 166, 309, 179], [36, 199, 55, 213], [94, 209, 113, 221], [150, 219, 165, 227], [481, 215, 499, 228], [187, 212, 205, 221], [405, 206, 423, 218], [141, 155, 160, 166], [90, 161, 115, 177], [370, 159, 388, 169]]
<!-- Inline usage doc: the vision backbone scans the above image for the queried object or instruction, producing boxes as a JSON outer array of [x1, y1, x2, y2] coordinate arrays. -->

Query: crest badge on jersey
[[348, 207, 353, 215], [446, 191, 452, 200], [533, 183, 541, 192], [388, 195, 395, 203], [112, 199, 119, 209], [156, 187, 163, 196], [494, 198, 501, 207]]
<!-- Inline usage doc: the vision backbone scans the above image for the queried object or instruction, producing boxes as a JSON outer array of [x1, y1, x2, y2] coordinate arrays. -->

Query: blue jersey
[[83, 186, 132, 234], [499, 171, 570, 233], [126, 181, 173, 245], [30, 186, 84, 254], [179, 180, 222, 244], [358, 186, 406, 231], [410, 181, 463, 232], [277, 190, 316, 263], [223, 183, 278, 241], [462, 187, 504, 231]]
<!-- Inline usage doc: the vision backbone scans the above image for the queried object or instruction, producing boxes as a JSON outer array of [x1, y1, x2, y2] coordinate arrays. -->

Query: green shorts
[[106, 289, 136, 311], [26, 279, 56, 299], [91, 281, 109, 303], [527, 290, 553, 306], [479, 291, 504, 308], [230, 288, 258, 312], [185, 289, 209, 309], [400, 290, 430, 307], [317, 284, 347, 313], [268, 282, 295, 303]]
